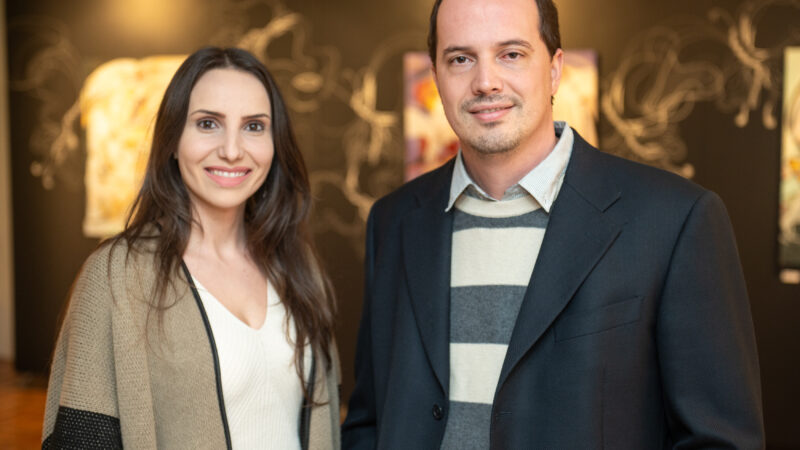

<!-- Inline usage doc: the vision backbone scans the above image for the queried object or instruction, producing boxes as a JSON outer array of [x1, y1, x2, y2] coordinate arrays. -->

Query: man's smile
[[466, 101, 515, 123]]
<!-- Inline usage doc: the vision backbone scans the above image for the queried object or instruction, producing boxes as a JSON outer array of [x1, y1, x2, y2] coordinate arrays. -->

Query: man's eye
[[452, 55, 469, 64], [505, 51, 522, 60], [197, 119, 217, 129]]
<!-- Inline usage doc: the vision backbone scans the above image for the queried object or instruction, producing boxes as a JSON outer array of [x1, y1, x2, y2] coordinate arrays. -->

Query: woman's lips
[[204, 167, 252, 187]]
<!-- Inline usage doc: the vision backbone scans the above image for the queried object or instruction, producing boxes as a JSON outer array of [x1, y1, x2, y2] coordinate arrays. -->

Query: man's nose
[[471, 61, 503, 95]]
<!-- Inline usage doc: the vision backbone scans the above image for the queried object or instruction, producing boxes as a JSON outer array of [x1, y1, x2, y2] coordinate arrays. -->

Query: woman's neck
[[185, 203, 248, 261]]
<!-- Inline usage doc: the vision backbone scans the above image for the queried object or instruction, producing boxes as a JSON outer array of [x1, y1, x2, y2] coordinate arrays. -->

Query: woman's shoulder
[[81, 235, 156, 278], [72, 234, 161, 307]]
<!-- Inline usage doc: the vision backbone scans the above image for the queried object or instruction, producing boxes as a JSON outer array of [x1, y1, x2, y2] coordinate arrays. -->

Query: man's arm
[[657, 190, 764, 448], [341, 207, 379, 449]]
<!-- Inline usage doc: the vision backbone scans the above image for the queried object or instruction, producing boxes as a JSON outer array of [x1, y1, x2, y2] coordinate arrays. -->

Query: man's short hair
[[427, 0, 562, 66]]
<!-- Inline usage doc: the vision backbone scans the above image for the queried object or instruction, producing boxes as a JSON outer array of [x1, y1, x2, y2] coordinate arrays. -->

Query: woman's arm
[[42, 246, 123, 449]]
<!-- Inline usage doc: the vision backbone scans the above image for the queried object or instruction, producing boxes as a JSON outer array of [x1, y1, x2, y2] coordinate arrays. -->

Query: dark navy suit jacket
[[342, 133, 764, 449]]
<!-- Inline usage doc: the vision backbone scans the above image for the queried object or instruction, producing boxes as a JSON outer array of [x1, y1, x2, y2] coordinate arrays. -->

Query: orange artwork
[[780, 47, 800, 280], [81, 56, 185, 237]]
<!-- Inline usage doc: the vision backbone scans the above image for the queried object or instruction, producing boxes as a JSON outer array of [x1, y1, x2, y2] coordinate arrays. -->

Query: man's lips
[[468, 103, 514, 122], [204, 166, 252, 186], [468, 103, 513, 113]]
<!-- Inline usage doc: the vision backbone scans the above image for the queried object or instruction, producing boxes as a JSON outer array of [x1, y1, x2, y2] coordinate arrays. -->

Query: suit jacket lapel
[[497, 137, 623, 390], [402, 161, 455, 395]]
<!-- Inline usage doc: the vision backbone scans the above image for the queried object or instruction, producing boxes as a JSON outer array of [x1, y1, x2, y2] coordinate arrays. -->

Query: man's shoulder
[[571, 138, 707, 205], [370, 158, 454, 220]]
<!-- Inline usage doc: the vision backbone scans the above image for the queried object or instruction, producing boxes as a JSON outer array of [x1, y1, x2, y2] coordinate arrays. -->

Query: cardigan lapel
[[497, 137, 623, 390], [402, 161, 455, 395]]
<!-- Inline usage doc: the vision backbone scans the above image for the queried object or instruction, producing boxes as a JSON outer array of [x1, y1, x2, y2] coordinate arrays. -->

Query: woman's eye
[[197, 119, 217, 129], [245, 122, 265, 132]]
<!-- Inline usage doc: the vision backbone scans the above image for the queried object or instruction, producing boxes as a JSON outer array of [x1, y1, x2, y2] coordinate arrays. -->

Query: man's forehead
[[436, 0, 541, 49]]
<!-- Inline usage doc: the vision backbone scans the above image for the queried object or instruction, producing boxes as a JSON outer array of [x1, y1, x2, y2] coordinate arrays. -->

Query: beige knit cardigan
[[42, 239, 340, 449]]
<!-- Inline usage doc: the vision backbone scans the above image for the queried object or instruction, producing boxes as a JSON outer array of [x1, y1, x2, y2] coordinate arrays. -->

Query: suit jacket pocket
[[554, 296, 643, 342]]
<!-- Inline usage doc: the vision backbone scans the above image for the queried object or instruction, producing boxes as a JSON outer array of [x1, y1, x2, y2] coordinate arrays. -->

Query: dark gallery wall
[[5, 0, 800, 446], [0, 0, 14, 361]]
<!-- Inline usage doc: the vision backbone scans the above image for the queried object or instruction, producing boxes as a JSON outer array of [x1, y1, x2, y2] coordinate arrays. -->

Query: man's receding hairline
[[429, 0, 561, 67]]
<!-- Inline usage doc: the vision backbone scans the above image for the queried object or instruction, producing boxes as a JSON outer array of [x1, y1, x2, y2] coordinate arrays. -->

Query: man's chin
[[468, 138, 518, 156]]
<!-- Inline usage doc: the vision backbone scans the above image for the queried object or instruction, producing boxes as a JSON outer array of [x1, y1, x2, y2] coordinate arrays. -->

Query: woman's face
[[177, 68, 274, 218]]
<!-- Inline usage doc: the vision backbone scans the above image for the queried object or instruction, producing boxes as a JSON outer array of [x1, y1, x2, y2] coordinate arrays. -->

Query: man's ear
[[431, 61, 439, 92], [550, 48, 564, 98]]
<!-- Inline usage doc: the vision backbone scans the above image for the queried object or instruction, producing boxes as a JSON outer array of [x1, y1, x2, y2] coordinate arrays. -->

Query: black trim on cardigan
[[298, 353, 317, 450], [42, 406, 123, 449], [181, 261, 233, 450]]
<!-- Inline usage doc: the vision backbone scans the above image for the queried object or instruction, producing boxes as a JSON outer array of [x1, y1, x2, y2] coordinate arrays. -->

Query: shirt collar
[[446, 121, 574, 213]]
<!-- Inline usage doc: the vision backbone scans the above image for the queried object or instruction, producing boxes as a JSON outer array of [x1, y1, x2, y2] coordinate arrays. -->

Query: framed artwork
[[81, 56, 185, 237], [780, 47, 800, 283]]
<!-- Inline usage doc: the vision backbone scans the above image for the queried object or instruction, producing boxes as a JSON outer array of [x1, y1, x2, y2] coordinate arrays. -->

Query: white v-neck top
[[193, 277, 307, 449]]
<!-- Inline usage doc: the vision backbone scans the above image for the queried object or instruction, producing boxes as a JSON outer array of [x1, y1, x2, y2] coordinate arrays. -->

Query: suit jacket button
[[432, 404, 444, 420]]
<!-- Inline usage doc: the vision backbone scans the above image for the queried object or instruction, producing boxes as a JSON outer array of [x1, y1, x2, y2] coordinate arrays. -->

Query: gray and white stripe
[[441, 194, 548, 450]]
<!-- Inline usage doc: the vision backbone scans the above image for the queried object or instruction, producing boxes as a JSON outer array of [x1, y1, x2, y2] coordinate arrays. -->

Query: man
[[342, 0, 764, 448]]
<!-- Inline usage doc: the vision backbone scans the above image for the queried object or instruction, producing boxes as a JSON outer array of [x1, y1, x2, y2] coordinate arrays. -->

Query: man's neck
[[462, 130, 558, 200]]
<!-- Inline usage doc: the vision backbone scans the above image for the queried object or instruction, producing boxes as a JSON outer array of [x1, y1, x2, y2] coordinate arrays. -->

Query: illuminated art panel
[[403, 50, 599, 181], [555, 50, 599, 149], [81, 56, 185, 237], [780, 47, 800, 280]]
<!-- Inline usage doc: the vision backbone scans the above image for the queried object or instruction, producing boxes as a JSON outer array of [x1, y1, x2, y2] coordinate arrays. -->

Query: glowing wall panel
[[780, 47, 800, 279], [81, 56, 185, 237]]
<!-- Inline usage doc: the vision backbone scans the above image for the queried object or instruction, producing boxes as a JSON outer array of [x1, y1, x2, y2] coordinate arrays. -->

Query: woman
[[42, 47, 340, 449]]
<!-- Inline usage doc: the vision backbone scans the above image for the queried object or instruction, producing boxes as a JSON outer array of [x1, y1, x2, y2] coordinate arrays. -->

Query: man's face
[[433, 0, 563, 157]]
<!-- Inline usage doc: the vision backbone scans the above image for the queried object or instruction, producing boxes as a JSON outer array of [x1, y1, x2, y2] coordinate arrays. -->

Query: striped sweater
[[440, 123, 573, 448], [441, 193, 548, 449]]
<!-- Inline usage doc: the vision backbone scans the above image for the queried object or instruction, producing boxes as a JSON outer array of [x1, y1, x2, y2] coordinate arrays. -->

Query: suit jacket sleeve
[[341, 206, 378, 449], [657, 191, 764, 448]]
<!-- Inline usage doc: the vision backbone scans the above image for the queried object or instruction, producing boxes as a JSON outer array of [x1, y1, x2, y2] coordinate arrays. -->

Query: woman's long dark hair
[[115, 47, 336, 396]]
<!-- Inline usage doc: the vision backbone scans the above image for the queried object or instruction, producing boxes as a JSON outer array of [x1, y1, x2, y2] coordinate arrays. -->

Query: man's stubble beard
[[458, 95, 524, 156], [467, 123, 523, 155]]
